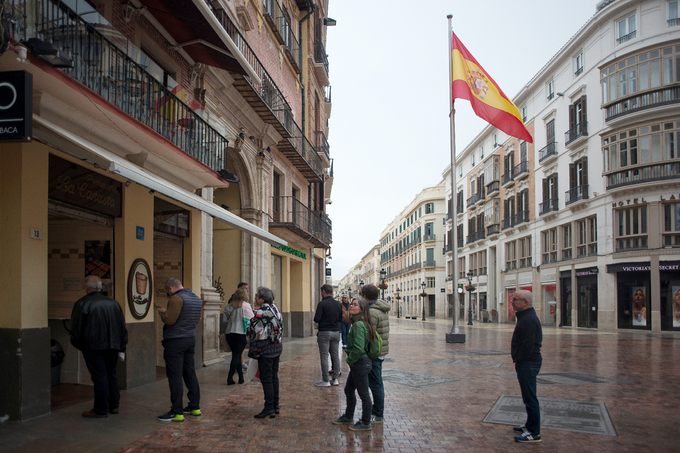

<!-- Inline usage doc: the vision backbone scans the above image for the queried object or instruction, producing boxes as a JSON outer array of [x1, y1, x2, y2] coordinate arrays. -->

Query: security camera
[[326, 199, 333, 205]]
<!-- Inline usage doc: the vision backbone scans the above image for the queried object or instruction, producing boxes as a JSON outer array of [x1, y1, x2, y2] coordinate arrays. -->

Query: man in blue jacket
[[70, 276, 128, 418], [510, 290, 543, 443]]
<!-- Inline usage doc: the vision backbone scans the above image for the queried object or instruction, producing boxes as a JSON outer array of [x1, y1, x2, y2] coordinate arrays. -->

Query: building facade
[[0, 0, 333, 421], [445, 0, 680, 332]]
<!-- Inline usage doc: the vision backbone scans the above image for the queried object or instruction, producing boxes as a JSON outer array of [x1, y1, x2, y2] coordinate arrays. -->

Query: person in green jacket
[[332, 297, 376, 431]]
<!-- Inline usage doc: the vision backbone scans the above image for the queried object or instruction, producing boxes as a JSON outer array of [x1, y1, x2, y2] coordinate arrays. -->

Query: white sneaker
[[330, 379, 339, 386], [314, 380, 331, 387]]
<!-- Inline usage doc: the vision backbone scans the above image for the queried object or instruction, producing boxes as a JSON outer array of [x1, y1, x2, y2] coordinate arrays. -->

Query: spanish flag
[[451, 32, 532, 143]]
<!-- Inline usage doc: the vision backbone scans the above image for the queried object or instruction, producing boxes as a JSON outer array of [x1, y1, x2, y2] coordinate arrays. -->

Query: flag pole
[[446, 14, 464, 343]]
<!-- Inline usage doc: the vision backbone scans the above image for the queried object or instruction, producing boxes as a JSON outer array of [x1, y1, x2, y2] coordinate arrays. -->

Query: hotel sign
[[0, 71, 32, 141]]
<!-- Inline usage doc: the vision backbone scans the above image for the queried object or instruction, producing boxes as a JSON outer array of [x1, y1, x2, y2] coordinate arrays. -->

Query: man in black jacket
[[313, 284, 342, 387], [510, 290, 543, 443], [70, 276, 128, 418]]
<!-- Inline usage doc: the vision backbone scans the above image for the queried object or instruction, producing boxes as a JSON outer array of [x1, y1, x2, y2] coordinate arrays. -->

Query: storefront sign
[[49, 155, 122, 217], [660, 194, 680, 201], [607, 262, 651, 273], [0, 71, 32, 141], [575, 267, 599, 277], [127, 258, 152, 320], [272, 244, 307, 259], [611, 198, 646, 207]]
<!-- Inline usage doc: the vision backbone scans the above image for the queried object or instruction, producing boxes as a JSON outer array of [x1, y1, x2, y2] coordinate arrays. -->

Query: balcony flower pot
[[420, 292, 428, 298], [465, 285, 476, 292], [378, 282, 388, 291]]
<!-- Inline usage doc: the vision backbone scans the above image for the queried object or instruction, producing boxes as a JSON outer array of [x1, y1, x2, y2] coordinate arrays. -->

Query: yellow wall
[[184, 205, 202, 292], [213, 187, 242, 300], [0, 142, 49, 328], [115, 183, 154, 323]]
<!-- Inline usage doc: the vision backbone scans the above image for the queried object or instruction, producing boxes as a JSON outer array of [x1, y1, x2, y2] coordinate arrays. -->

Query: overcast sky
[[324, 0, 600, 280]]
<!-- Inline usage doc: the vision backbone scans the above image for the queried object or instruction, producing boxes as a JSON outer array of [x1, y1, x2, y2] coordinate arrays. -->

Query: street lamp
[[359, 280, 364, 294], [379, 268, 387, 300], [396, 286, 401, 318], [420, 280, 427, 321], [466, 270, 474, 326]]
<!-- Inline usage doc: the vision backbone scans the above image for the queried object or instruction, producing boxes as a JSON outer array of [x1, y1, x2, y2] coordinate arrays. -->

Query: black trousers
[[163, 337, 200, 414], [225, 333, 247, 380], [344, 356, 373, 424], [82, 349, 120, 415], [257, 354, 280, 411]]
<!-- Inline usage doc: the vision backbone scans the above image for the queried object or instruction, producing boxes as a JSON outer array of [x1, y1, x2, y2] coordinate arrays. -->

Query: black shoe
[[254, 408, 276, 419], [109, 408, 119, 415], [513, 425, 527, 433], [227, 379, 236, 385], [82, 410, 107, 418], [238, 376, 245, 384]]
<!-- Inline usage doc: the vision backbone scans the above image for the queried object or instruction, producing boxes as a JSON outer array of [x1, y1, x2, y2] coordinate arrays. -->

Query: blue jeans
[[163, 337, 200, 414], [368, 358, 384, 417], [341, 322, 349, 346], [344, 357, 373, 425], [515, 360, 542, 436]]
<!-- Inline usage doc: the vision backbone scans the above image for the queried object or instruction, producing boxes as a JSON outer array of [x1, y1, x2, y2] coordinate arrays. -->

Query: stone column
[[200, 188, 224, 366]]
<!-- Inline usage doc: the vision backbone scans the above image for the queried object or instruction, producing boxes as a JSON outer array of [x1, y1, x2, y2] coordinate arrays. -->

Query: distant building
[[445, 0, 680, 332]]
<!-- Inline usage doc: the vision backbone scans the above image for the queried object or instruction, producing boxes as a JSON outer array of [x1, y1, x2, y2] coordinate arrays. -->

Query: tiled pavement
[[3, 318, 680, 452]]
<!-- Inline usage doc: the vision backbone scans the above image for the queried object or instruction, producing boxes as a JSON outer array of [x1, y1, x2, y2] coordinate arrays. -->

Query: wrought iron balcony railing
[[263, 0, 301, 72], [539, 198, 559, 216], [513, 210, 530, 227], [486, 180, 500, 196], [315, 130, 330, 161], [565, 185, 589, 205], [314, 40, 329, 76], [423, 233, 436, 242], [502, 169, 514, 186], [486, 223, 500, 236], [605, 86, 680, 122], [502, 216, 513, 230], [270, 196, 331, 247], [538, 142, 558, 163], [616, 30, 636, 44], [512, 160, 529, 179], [565, 122, 588, 145], [606, 162, 680, 189]]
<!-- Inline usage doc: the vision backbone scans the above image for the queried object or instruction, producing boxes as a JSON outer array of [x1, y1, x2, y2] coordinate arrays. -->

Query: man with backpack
[[361, 284, 390, 424]]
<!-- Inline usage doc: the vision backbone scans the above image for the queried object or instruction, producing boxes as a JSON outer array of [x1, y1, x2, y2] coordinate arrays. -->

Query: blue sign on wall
[[136, 226, 145, 240]]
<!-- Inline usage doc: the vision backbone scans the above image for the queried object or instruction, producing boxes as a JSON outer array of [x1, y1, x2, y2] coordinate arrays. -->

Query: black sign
[[575, 267, 599, 277], [49, 155, 122, 217], [0, 71, 32, 141], [325, 268, 332, 277]]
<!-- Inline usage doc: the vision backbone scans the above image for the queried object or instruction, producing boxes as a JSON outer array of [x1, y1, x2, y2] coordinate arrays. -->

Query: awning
[[136, 0, 260, 84], [35, 115, 285, 247]]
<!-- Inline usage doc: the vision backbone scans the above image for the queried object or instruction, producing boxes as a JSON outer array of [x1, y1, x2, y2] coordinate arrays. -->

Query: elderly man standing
[[313, 284, 343, 387], [511, 290, 543, 443], [70, 276, 128, 418], [156, 278, 203, 422]]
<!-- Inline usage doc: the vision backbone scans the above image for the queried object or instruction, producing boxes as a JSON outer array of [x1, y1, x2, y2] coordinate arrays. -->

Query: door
[[577, 276, 598, 328], [560, 276, 572, 326]]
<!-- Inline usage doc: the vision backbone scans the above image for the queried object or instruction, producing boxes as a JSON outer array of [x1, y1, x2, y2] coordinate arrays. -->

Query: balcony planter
[[378, 282, 388, 291], [419, 292, 428, 298]]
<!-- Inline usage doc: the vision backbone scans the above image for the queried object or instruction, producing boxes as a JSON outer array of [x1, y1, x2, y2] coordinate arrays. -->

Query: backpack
[[366, 331, 383, 359]]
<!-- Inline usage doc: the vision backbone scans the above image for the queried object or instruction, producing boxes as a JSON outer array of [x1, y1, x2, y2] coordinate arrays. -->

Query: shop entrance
[[577, 275, 598, 328], [560, 275, 572, 327]]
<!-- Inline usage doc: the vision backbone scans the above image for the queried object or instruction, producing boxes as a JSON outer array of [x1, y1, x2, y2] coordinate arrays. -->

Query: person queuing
[[70, 276, 128, 418], [223, 287, 254, 385], [340, 294, 350, 349], [247, 286, 283, 419], [361, 283, 390, 424], [156, 278, 203, 422], [332, 297, 375, 431]]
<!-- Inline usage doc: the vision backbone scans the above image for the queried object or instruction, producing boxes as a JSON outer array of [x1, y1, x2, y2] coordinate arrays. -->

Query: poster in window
[[632, 286, 647, 326], [84, 241, 111, 279], [673, 286, 680, 327]]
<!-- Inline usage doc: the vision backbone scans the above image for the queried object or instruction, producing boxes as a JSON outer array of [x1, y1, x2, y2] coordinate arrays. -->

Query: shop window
[[154, 198, 189, 237], [663, 202, 680, 246], [616, 206, 648, 251], [616, 272, 650, 329], [542, 228, 558, 264], [519, 236, 531, 269], [562, 224, 572, 260], [661, 264, 680, 330]]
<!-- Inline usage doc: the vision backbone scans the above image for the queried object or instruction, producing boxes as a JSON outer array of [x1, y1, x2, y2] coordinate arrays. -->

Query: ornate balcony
[[539, 198, 559, 216], [605, 86, 680, 122], [270, 196, 331, 247], [313, 41, 330, 86], [263, 0, 300, 73], [564, 122, 588, 147], [606, 163, 680, 189], [565, 185, 589, 206], [486, 180, 500, 197], [538, 142, 558, 163], [512, 160, 529, 180], [501, 170, 515, 187], [487, 223, 500, 237], [513, 210, 530, 227]]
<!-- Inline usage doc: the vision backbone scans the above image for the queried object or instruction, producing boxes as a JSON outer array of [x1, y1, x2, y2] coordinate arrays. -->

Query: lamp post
[[359, 280, 364, 295], [421, 280, 427, 321], [396, 287, 401, 318], [380, 268, 387, 300], [466, 270, 474, 326]]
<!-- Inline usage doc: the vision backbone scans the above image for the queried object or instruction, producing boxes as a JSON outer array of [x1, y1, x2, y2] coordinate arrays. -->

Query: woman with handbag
[[246, 287, 283, 419], [223, 288, 254, 385], [332, 297, 375, 431]]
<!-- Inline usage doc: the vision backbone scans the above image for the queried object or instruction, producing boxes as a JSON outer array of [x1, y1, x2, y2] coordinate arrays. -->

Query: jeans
[[225, 333, 247, 381], [343, 357, 373, 424], [515, 360, 542, 436], [257, 354, 280, 411], [163, 337, 200, 414], [368, 357, 384, 417], [82, 349, 120, 415], [341, 322, 349, 346], [317, 330, 341, 381]]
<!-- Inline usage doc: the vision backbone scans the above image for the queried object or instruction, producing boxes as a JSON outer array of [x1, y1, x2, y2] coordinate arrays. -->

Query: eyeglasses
[[512, 297, 525, 302]]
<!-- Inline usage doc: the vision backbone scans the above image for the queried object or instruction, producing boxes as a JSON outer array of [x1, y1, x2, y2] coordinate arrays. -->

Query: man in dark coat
[[313, 284, 343, 387], [510, 290, 543, 443], [70, 276, 128, 418]]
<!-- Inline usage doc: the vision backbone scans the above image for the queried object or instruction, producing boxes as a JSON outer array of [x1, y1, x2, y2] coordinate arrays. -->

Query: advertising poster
[[673, 286, 680, 328], [632, 286, 647, 326], [84, 240, 111, 279]]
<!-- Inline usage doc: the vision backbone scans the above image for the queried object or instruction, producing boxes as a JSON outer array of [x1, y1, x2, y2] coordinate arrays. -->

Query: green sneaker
[[183, 407, 201, 416], [158, 411, 184, 422]]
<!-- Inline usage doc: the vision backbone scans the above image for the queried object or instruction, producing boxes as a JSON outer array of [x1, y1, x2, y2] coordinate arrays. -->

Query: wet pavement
[[2, 317, 679, 452]]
